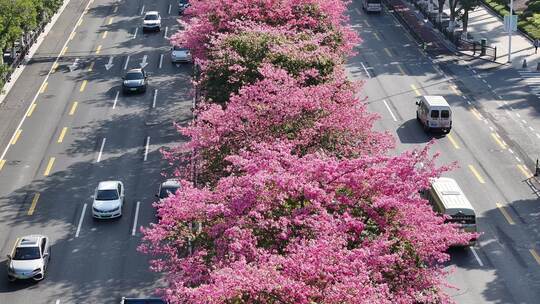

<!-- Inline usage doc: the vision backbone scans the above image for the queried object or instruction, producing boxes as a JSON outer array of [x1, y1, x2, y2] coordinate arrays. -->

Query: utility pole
[[508, 0, 514, 63]]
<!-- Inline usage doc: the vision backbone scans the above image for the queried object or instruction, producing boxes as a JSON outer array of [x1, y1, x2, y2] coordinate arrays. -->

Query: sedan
[[179, 0, 190, 14], [122, 68, 147, 93], [92, 180, 125, 219], [143, 11, 161, 31], [171, 46, 192, 63], [7, 235, 51, 282]]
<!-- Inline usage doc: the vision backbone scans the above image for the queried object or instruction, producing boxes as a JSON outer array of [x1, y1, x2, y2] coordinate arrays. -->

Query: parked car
[[179, 0, 190, 14], [121, 297, 166, 304], [156, 179, 181, 199], [122, 68, 147, 93], [142, 11, 161, 31], [92, 181, 125, 219], [7, 235, 51, 282], [171, 46, 192, 63]]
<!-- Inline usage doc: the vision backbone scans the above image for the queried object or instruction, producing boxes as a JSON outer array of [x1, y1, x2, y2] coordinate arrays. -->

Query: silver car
[[171, 46, 192, 63], [92, 180, 125, 219], [7, 235, 51, 282], [143, 11, 161, 31]]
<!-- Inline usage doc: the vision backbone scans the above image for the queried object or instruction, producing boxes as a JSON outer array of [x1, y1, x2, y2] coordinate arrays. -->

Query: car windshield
[[179, 0, 188, 4], [159, 186, 179, 199], [145, 14, 158, 20], [96, 189, 119, 200], [125, 72, 143, 80], [13, 247, 40, 260], [173, 46, 188, 51]]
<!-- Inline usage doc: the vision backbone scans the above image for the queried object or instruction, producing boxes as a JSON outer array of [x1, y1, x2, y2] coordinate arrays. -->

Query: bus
[[362, 0, 383, 13], [423, 177, 477, 245]]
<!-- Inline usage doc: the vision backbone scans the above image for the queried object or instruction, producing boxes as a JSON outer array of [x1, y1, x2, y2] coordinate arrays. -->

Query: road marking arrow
[[105, 56, 114, 70], [140, 55, 148, 68]]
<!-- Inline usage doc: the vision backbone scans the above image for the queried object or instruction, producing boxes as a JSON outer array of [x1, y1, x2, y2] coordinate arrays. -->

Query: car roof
[[161, 179, 181, 188], [421, 95, 450, 107], [17, 235, 43, 247], [98, 181, 121, 190], [145, 11, 159, 15], [127, 68, 143, 73]]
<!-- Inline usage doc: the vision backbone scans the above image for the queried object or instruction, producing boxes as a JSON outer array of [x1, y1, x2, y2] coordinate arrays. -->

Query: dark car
[[179, 0, 190, 14], [121, 297, 166, 304], [122, 68, 147, 93]]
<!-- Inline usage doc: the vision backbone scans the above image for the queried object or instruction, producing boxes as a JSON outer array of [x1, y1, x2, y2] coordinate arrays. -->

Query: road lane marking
[[69, 31, 76, 41], [144, 137, 150, 161], [75, 203, 87, 238], [490, 132, 507, 149], [108, 16, 114, 24], [140, 5, 145, 15], [97, 138, 106, 162], [363, 20, 370, 27], [517, 164, 532, 178], [384, 48, 393, 57], [411, 84, 421, 96], [133, 27, 138, 39], [373, 32, 381, 41], [102, 31, 108, 39], [11, 129, 22, 145], [164, 26, 168, 38], [468, 165, 485, 184], [76, 18, 83, 28], [132, 201, 141, 236], [397, 64, 406, 75], [450, 85, 461, 95], [57, 127, 68, 143], [52, 62, 59, 73], [79, 80, 87, 92], [95, 45, 102, 54], [360, 62, 371, 79], [87, 61, 95, 72], [159, 54, 163, 69], [56, 300, 60, 304], [447, 134, 460, 149], [27, 193, 40, 216], [382, 99, 397, 121], [168, 4, 171, 14], [60, 46, 68, 56], [152, 89, 158, 108], [69, 102, 78, 115], [124, 55, 130, 69], [470, 108, 482, 120], [27, 103, 37, 117], [470, 247, 484, 267], [43, 157, 56, 176], [496, 203, 515, 225], [40, 82, 48, 94], [530, 249, 540, 265], [0, 159, 5, 171], [113, 91, 119, 109]]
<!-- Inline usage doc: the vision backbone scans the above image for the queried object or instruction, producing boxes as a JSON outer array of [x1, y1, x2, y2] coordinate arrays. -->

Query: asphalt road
[[0, 0, 192, 303]]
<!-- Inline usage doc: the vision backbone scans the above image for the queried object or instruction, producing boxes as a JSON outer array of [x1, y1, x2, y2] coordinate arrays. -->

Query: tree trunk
[[437, 0, 446, 23]]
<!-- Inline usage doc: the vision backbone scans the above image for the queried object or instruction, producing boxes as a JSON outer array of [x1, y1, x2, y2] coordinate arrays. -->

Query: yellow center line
[[470, 108, 483, 120], [373, 33, 381, 41], [69, 101, 78, 115], [69, 31, 76, 41], [40, 82, 48, 94], [490, 132, 507, 149], [447, 134, 460, 149], [27, 193, 40, 216], [384, 48, 393, 57], [102, 31, 108, 39], [468, 164, 486, 184], [108, 16, 114, 24], [11, 129, 22, 145], [27, 103, 37, 117], [60, 46, 68, 56], [87, 61, 95, 72], [517, 164, 533, 179], [76, 18, 83, 28], [43, 157, 56, 176], [451, 85, 461, 95], [95, 45, 102, 54], [80, 80, 88, 92], [411, 84, 421, 96], [0, 159, 5, 171], [52, 62, 59, 73], [397, 64, 406, 75], [57, 127, 68, 143], [530, 249, 540, 265], [496, 203, 515, 225]]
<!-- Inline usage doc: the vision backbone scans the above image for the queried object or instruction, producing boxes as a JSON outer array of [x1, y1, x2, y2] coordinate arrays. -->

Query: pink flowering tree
[[141, 143, 472, 303]]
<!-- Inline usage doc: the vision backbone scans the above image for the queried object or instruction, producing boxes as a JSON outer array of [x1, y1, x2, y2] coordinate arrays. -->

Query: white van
[[416, 95, 452, 133], [423, 177, 477, 245]]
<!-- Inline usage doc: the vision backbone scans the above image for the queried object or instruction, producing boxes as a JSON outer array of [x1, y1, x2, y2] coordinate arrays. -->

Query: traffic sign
[[504, 15, 518, 32]]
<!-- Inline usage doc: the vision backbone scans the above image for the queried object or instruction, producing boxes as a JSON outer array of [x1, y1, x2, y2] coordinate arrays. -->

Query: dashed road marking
[[27, 193, 40, 216], [517, 164, 532, 178], [496, 203, 515, 225], [69, 102, 78, 115], [447, 134, 460, 149], [468, 165, 485, 184], [411, 84, 421, 96], [44, 157, 56, 176], [382, 99, 397, 121]]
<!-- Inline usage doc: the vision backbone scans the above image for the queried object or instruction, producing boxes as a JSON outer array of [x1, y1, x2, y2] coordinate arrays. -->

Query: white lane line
[[159, 54, 163, 69], [487, 84, 492, 89], [113, 91, 119, 109], [140, 5, 145, 15], [472, 69, 477, 74], [168, 4, 171, 14], [383, 99, 397, 121], [470, 247, 484, 267], [123, 55, 130, 69], [521, 119, 527, 124], [164, 26, 168, 39], [515, 156, 522, 162], [466, 100, 471, 104], [529, 126, 534, 131], [0, 0, 93, 163], [132, 201, 141, 236], [509, 148, 514, 154], [56, 300, 60, 304], [489, 126, 494, 131], [75, 203, 87, 238], [516, 113, 521, 118], [133, 27, 138, 39], [360, 62, 371, 79], [498, 95, 503, 99], [536, 133, 540, 138], [152, 89, 158, 108], [97, 138, 106, 162], [144, 136, 150, 161]]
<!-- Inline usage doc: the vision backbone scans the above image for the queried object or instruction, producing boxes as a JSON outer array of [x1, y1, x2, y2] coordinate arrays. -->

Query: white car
[[171, 46, 192, 63], [92, 181, 124, 219], [143, 11, 161, 31], [7, 235, 50, 282]]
